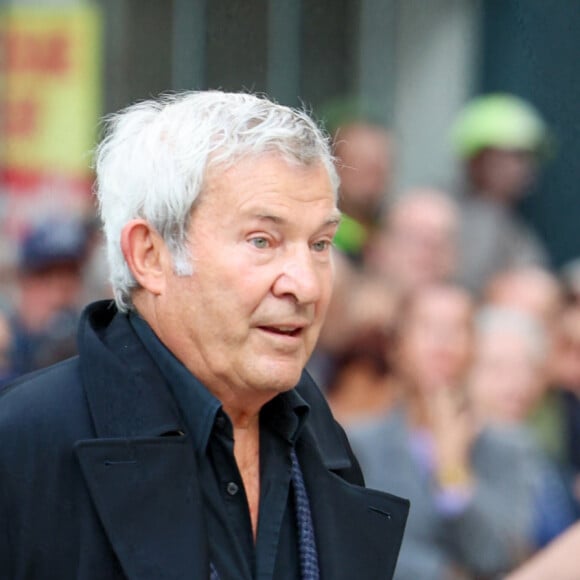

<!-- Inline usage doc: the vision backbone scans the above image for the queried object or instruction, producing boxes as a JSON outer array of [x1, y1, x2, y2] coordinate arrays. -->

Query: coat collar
[[77, 301, 183, 439]]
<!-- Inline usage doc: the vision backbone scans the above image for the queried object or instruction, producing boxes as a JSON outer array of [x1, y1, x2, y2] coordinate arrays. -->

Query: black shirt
[[130, 313, 307, 579]]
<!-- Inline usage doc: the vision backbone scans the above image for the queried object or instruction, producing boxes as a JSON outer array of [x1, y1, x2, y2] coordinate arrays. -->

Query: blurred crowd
[[0, 211, 111, 384], [310, 93, 580, 579], [0, 92, 579, 578]]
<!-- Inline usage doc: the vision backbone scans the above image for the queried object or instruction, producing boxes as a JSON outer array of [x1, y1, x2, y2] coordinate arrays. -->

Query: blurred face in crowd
[[469, 325, 546, 423], [485, 267, 562, 333], [396, 285, 474, 392], [469, 148, 537, 203], [317, 260, 399, 357], [552, 306, 580, 394], [334, 123, 394, 223], [19, 262, 84, 332], [347, 275, 399, 340], [366, 190, 458, 292], [139, 153, 339, 409]]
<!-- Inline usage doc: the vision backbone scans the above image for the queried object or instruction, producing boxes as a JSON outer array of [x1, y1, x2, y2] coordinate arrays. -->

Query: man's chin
[[256, 366, 303, 394]]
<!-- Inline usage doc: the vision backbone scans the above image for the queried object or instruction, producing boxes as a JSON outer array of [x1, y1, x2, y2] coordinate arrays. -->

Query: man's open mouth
[[258, 326, 302, 337]]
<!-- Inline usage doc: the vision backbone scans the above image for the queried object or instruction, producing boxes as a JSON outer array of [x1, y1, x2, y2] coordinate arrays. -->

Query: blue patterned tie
[[290, 446, 320, 579], [209, 561, 219, 580], [210, 446, 320, 579]]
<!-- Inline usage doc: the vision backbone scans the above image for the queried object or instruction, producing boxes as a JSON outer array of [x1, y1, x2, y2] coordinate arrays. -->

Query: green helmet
[[451, 94, 548, 159]]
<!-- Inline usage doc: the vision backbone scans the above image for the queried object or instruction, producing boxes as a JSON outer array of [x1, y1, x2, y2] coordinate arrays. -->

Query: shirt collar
[[261, 385, 310, 445], [129, 312, 310, 451]]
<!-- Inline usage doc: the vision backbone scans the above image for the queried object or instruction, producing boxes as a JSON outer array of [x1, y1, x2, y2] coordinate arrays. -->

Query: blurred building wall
[[481, 0, 580, 268], [392, 0, 481, 193]]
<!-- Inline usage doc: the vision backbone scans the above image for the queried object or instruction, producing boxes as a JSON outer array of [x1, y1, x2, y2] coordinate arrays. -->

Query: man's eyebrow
[[249, 210, 342, 227], [252, 213, 286, 225]]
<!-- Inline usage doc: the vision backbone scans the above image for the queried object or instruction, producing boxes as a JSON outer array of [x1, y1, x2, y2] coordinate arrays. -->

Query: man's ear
[[121, 219, 169, 296]]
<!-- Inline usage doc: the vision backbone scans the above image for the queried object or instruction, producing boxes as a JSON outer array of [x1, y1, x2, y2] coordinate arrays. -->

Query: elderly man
[[0, 92, 408, 579]]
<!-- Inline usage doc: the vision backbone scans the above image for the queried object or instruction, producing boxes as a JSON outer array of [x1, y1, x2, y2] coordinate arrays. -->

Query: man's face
[[156, 153, 339, 404]]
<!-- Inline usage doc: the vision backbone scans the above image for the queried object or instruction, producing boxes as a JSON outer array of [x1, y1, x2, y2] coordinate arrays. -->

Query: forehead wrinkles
[[202, 156, 334, 210]]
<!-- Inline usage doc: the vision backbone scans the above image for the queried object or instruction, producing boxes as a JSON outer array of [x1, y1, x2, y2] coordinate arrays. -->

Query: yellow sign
[[0, 4, 101, 180], [0, 5, 101, 240]]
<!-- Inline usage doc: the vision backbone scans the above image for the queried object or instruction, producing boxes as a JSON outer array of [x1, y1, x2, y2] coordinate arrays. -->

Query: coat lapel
[[75, 436, 207, 579], [295, 374, 409, 580], [298, 428, 409, 580], [74, 303, 208, 579]]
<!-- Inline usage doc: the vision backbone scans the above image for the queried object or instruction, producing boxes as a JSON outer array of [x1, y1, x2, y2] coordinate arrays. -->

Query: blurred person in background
[[364, 188, 459, 295], [483, 265, 563, 339], [325, 274, 399, 425], [468, 307, 549, 427], [308, 100, 395, 392], [321, 99, 396, 263], [348, 283, 535, 579], [552, 305, 580, 399], [7, 217, 89, 375], [483, 265, 580, 525], [549, 302, 580, 516], [551, 267, 580, 502], [482, 266, 566, 464], [451, 94, 550, 294], [468, 306, 577, 547]]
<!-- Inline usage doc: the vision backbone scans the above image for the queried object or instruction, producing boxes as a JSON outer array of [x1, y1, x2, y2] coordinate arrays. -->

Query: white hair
[[94, 91, 338, 311]]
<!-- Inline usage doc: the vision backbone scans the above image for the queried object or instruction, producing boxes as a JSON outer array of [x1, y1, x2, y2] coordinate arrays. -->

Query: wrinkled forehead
[[203, 149, 338, 199]]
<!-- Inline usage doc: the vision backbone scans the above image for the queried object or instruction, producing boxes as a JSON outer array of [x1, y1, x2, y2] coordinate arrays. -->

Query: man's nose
[[272, 247, 323, 304]]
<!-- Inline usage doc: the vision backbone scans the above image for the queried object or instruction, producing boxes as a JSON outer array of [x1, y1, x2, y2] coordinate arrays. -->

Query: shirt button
[[215, 415, 226, 429], [226, 482, 239, 496]]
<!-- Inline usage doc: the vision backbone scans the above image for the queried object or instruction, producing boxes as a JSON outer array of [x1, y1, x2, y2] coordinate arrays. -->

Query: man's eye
[[249, 237, 269, 249], [312, 240, 331, 252]]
